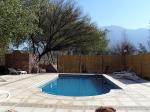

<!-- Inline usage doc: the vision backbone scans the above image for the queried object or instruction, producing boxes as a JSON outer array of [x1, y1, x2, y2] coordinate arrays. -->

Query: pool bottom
[[40, 74, 121, 97]]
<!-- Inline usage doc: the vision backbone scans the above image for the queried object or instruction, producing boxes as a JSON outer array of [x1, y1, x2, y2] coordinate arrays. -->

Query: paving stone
[[56, 109, 69, 112], [71, 110, 84, 112]]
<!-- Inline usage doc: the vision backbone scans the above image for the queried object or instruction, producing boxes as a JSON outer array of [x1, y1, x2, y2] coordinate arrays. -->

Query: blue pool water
[[40, 74, 120, 96]]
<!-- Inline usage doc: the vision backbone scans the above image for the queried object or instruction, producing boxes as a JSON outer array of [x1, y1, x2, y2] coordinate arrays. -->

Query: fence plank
[[81, 56, 102, 73], [103, 55, 124, 73], [0, 55, 5, 66], [57, 55, 81, 73]]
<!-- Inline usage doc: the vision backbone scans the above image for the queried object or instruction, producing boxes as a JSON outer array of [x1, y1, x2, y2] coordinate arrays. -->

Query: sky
[[77, 0, 150, 29]]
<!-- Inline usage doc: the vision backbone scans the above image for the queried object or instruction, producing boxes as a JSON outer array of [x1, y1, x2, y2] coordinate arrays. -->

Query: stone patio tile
[[117, 110, 127, 112], [43, 99, 58, 104], [85, 110, 95, 112], [73, 101, 87, 106], [56, 109, 69, 112], [14, 96, 29, 99], [117, 95, 130, 98], [34, 108, 55, 112], [134, 98, 148, 101], [138, 101, 150, 106], [130, 95, 144, 98], [118, 98, 133, 102], [7, 98, 23, 103], [87, 101, 103, 106], [101, 98, 117, 101], [71, 110, 85, 112], [60, 100, 73, 105], [127, 110, 148, 112], [25, 99, 40, 104], [120, 101, 138, 106], [0, 106, 11, 112], [145, 95, 150, 98], [15, 107, 35, 112], [102, 100, 120, 106]]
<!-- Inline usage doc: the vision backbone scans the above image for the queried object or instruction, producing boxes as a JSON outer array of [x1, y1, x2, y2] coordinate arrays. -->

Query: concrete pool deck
[[0, 73, 150, 112]]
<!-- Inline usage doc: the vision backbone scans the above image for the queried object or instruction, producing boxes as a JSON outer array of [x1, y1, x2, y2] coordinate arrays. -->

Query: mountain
[[103, 25, 149, 48]]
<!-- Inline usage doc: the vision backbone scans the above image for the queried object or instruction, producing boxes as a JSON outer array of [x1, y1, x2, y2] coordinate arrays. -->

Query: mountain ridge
[[102, 26, 149, 48]]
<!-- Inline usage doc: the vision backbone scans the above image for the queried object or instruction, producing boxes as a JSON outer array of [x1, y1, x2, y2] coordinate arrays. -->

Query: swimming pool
[[40, 74, 121, 96]]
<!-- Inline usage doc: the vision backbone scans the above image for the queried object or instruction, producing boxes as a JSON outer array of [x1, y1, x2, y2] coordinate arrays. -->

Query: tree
[[138, 43, 147, 53], [0, 48, 6, 55], [111, 38, 136, 55], [0, 0, 38, 48], [72, 29, 109, 55], [111, 30, 137, 55], [148, 37, 150, 52], [29, 0, 105, 61], [92, 30, 109, 55]]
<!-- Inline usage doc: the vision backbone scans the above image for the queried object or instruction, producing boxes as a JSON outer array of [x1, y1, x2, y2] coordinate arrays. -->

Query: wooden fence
[[1, 52, 150, 79], [58, 54, 150, 79], [126, 53, 150, 79], [57, 55, 124, 73]]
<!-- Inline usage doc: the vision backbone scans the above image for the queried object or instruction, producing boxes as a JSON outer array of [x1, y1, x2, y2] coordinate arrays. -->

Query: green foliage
[[29, 0, 109, 60], [73, 29, 109, 55], [148, 37, 150, 52], [0, 0, 109, 60], [90, 30, 109, 55], [0, 48, 7, 55], [0, 0, 38, 48], [138, 43, 147, 53]]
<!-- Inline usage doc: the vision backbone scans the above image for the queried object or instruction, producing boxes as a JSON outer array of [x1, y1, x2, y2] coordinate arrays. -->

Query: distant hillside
[[103, 25, 149, 48]]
